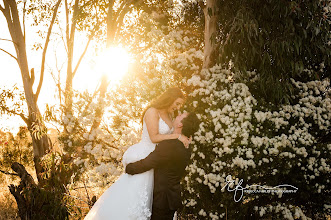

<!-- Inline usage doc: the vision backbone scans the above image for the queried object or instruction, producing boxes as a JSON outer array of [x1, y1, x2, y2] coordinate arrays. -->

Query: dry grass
[[0, 174, 20, 220], [66, 183, 107, 219], [67, 187, 91, 219]]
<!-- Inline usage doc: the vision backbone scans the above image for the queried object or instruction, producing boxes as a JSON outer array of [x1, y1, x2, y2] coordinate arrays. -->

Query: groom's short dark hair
[[181, 113, 200, 137]]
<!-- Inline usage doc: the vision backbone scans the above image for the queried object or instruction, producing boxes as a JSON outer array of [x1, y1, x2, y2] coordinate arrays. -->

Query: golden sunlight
[[95, 46, 131, 84], [76, 46, 132, 92]]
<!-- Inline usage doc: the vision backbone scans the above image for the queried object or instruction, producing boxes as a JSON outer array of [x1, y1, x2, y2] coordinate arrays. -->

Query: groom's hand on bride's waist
[[125, 161, 149, 175], [125, 160, 152, 175], [125, 164, 133, 174]]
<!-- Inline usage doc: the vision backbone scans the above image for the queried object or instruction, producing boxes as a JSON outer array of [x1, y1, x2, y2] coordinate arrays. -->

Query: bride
[[84, 87, 190, 220]]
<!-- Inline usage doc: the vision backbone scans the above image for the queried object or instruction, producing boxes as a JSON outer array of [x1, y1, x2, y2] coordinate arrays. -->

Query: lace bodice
[[141, 117, 174, 143], [122, 116, 173, 167]]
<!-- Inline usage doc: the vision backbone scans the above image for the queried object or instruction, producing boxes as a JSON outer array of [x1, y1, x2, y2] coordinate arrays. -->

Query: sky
[[1, 16, 26, 133], [0, 11, 131, 134]]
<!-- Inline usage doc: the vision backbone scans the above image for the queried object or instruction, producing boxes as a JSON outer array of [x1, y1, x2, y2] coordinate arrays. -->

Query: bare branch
[[65, 0, 69, 46], [72, 17, 105, 77], [0, 38, 17, 46], [99, 139, 119, 150], [0, 169, 19, 176], [1, 107, 29, 125], [1, 1, 12, 25], [52, 51, 64, 105], [57, 23, 68, 53], [35, 0, 62, 101], [0, 4, 4, 13], [72, 38, 91, 78], [0, 48, 18, 61], [83, 180, 92, 208], [63, 193, 90, 205], [70, 186, 95, 190]]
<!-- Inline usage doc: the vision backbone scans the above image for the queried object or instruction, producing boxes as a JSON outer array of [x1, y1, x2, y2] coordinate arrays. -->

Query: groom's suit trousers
[[151, 205, 175, 220]]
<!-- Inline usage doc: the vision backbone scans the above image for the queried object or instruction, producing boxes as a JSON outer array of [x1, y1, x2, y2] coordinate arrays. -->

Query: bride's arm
[[144, 108, 179, 143]]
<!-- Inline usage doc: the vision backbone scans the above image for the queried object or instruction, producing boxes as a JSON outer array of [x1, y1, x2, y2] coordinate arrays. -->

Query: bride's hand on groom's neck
[[179, 135, 190, 148]]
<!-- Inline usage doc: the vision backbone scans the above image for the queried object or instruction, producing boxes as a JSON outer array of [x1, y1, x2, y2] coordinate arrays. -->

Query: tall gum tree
[[0, 0, 61, 184], [202, 0, 218, 69]]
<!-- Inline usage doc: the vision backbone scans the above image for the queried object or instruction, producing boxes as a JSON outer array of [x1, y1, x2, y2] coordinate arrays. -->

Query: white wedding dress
[[84, 117, 173, 220]]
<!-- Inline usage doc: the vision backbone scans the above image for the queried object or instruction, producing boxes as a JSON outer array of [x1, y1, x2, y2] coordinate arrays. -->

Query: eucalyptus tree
[[216, 0, 330, 104], [0, 0, 62, 183]]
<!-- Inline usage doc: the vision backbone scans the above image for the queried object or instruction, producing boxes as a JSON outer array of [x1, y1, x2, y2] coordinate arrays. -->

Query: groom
[[125, 112, 200, 220]]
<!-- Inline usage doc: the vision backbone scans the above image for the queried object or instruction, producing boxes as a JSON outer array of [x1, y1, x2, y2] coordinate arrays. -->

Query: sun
[[74, 46, 132, 93], [95, 46, 131, 84]]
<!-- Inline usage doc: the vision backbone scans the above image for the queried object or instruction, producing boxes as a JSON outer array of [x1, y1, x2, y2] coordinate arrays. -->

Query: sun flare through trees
[[0, 0, 330, 219]]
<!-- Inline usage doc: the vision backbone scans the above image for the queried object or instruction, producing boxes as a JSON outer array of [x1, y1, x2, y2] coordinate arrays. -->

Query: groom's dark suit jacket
[[125, 139, 190, 211]]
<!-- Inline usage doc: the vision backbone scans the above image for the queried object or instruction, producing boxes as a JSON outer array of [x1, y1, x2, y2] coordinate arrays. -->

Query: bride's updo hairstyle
[[142, 87, 185, 123]]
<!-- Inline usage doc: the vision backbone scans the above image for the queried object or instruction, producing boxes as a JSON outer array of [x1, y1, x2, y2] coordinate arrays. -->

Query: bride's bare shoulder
[[145, 107, 158, 114], [145, 107, 158, 118]]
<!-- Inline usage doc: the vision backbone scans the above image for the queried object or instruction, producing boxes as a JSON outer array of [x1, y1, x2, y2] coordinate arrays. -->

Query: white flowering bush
[[181, 66, 331, 219], [43, 89, 142, 196], [79, 93, 142, 187]]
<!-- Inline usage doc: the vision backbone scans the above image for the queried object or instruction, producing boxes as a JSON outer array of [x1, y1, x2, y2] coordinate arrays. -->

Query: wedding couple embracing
[[84, 88, 200, 220]]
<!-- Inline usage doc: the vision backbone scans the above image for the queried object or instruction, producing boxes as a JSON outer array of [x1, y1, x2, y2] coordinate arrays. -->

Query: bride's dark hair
[[141, 87, 185, 123]]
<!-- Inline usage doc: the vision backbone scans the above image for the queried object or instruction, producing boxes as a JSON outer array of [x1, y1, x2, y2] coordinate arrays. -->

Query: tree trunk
[[202, 0, 218, 69], [106, 0, 115, 47], [1, 0, 51, 184], [90, 75, 109, 132], [64, 0, 79, 121], [8, 162, 36, 220]]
